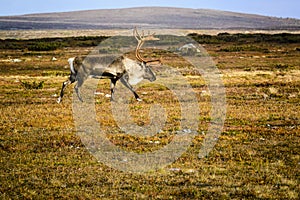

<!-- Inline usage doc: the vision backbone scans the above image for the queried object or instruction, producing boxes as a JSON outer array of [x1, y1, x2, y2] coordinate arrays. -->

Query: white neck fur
[[68, 57, 76, 74]]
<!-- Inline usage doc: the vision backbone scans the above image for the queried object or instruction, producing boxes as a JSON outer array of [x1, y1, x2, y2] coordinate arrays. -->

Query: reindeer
[[57, 28, 160, 103]]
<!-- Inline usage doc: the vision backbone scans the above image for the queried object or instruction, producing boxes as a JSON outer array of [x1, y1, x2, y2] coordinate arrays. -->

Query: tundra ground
[[0, 32, 299, 199]]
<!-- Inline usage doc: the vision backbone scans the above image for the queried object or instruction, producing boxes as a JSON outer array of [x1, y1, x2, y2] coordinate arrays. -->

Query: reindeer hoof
[[78, 98, 84, 102], [57, 97, 62, 104], [105, 94, 112, 98], [137, 98, 143, 102]]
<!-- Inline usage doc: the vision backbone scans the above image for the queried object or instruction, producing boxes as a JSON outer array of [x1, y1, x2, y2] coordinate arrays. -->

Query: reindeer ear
[[139, 61, 146, 68]]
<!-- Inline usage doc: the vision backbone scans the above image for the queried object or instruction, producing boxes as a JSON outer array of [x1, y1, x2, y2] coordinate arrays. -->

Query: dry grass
[[0, 32, 299, 199], [2, 29, 300, 40]]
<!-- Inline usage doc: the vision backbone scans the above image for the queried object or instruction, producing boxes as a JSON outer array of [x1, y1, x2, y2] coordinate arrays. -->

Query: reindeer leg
[[110, 79, 117, 101], [57, 79, 73, 103], [74, 84, 83, 102], [73, 70, 90, 102], [120, 77, 142, 101], [74, 80, 84, 102]]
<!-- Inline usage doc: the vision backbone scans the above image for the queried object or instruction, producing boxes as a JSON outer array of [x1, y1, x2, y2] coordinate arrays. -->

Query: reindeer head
[[133, 28, 161, 82], [139, 62, 156, 82]]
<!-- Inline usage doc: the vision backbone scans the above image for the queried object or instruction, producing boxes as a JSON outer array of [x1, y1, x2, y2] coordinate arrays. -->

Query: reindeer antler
[[133, 27, 161, 64]]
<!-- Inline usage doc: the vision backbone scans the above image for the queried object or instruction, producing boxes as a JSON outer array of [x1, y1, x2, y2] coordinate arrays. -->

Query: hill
[[0, 7, 300, 30]]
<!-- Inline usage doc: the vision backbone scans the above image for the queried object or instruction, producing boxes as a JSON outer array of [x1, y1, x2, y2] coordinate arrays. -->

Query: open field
[[1, 29, 300, 39], [0, 32, 299, 199]]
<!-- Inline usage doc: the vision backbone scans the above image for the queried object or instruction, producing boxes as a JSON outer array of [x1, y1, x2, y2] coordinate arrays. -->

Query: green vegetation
[[0, 36, 109, 51], [188, 32, 300, 44], [20, 80, 45, 89], [0, 32, 299, 199]]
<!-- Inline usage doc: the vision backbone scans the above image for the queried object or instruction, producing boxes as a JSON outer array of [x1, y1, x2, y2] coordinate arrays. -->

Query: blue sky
[[1, 0, 299, 19]]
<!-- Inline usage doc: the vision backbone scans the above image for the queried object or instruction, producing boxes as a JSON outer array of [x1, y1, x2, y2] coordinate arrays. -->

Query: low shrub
[[20, 80, 45, 89]]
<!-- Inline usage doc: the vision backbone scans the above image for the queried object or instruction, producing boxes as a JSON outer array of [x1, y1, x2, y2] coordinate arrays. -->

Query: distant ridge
[[0, 7, 299, 30]]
